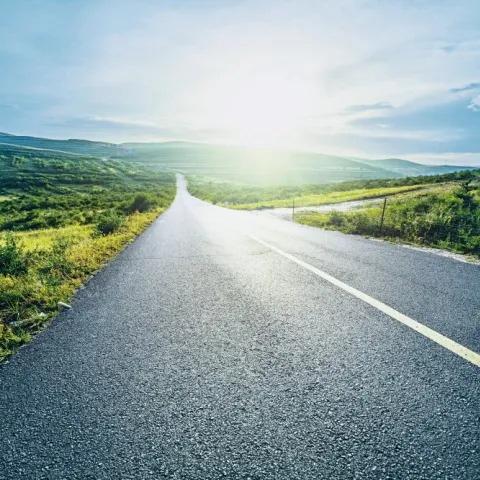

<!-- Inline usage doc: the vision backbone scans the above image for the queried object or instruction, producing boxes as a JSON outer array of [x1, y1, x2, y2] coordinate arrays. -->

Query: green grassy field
[[0, 144, 176, 360], [0, 143, 175, 231], [295, 181, 480, 257], [0, 132, 128, 157], [4, 132, 477, 185], [187, 170, 477, 209], [188, 170, 480, 258], [227, 185, 434, 210]]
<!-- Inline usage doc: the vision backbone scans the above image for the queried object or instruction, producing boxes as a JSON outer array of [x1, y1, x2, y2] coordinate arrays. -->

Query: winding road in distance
[[1, 174, 479, 479]]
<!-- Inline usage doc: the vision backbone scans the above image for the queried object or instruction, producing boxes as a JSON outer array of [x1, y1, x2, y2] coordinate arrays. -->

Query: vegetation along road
[[1, 174, 479, 479]]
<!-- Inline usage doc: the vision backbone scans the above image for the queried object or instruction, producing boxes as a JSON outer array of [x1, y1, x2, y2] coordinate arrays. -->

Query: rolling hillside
[[361, 158, 475, 176], [1, 132, 477, 185], [0, 132, 128, 158], [118, 142, 403, 184], [0, 143, 175, 360], [0, 143, 173, 195]]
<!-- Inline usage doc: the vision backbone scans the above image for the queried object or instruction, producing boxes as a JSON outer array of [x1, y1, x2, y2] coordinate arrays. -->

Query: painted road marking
[[246, 233, 480, 368]]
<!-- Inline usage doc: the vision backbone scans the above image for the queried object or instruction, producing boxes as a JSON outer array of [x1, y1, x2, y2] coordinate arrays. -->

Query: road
[[254, 184, 447, 219], [1, 174, 479, 479], [254, 197, 383, 219]]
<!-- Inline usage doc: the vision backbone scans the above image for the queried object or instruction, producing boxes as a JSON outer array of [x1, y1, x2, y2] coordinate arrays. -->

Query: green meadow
[[0, 144, 175, 360], [295, 181, 480, 257], [188, 170, 480, 257], [187, 170, 475, 209]]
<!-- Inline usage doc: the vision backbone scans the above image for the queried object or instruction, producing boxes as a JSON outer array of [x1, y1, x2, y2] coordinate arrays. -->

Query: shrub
[[328, 211, 346, 227], [258, 205, 275, 210], [96, 213, 125, 235], [0, 233, 29, 276], [38, 237, 75, 282], [343, 212, 379, 236], [128, 193, 155, 213]]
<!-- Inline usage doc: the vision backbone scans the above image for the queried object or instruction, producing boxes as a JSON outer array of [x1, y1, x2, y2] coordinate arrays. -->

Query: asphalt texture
[[1, 175, 479, 480]]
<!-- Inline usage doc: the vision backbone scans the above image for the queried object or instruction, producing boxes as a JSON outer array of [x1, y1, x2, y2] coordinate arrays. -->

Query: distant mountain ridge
[[0, 132, 128, 158], [360, 158, 474, 176], [0, 132, 477, 184]]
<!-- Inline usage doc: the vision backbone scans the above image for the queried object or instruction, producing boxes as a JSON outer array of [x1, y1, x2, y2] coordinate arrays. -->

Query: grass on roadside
[[0, 144, 177, 361], [0, 208, 165, 361], [295, 183, 480, 257], [187, 170, 478, 210], [227, 184, 432, 210]]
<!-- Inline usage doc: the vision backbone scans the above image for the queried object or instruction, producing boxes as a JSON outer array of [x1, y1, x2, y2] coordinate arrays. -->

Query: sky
[[1, 0, 480, 165]]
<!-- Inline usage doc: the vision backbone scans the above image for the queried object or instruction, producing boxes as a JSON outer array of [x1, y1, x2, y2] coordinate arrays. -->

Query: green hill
[[0, 132, 128, 158], [1, 132, 477, 185], [361, 158, 475, 176], [0, 144, 175, 360], [0, 143, 165, 192], [0, 143, 175, 231], [118, 142, 404, 184]]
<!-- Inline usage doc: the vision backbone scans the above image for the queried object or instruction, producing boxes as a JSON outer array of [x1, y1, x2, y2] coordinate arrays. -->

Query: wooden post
[[293, 198, 295, 222], [379, 198, 387, 235]]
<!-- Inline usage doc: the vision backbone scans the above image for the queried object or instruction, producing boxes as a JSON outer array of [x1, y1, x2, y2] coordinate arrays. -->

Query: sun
[[203, 72, 313, 147]]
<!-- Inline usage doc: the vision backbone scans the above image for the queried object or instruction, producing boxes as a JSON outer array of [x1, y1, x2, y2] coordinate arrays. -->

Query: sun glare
[[203, 72, 314, 147]]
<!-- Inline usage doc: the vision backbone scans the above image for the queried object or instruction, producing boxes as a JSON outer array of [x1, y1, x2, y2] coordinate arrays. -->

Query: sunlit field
[[188, 170, 480, 258], [226, 185, 431, 210], [0, 208, 166, 361], [296, 183, 480, 257], [187, 170, 475, 209], [0, 144, 175, 360]]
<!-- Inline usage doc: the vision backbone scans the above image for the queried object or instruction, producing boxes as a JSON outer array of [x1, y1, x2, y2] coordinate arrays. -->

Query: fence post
[[293, 198, 295, 222], [379, 198, 387, 235]]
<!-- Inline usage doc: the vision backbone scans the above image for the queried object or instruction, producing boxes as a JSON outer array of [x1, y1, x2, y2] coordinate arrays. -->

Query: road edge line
[[246, 232, 480, 368]]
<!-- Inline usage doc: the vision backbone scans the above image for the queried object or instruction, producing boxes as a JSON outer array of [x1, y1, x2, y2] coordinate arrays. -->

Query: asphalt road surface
[[1, 175, 479, 479]]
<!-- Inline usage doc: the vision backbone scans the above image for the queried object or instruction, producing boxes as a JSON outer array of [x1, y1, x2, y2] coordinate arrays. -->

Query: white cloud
[[468, 95, 480, 112]]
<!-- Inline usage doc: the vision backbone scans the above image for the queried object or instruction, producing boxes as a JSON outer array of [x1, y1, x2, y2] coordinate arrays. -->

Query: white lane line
[[246, 232, 480, 368]]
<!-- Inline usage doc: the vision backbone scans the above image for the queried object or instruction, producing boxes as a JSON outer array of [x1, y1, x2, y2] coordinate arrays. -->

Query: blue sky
[[1, 0, 480, 164]]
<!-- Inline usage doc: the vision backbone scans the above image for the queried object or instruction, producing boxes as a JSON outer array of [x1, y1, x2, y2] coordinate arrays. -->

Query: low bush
[[128, 193, 156, 213], [96, 213, 125, 235], [0, 233, 29, 276]]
